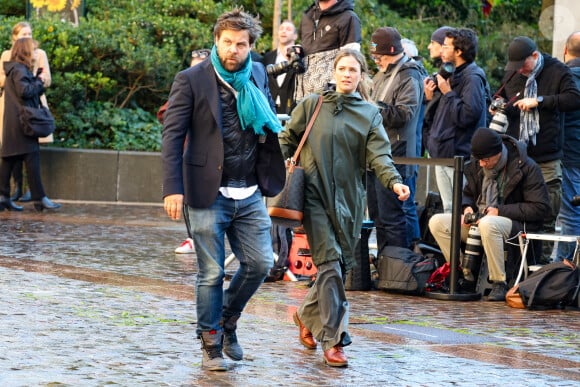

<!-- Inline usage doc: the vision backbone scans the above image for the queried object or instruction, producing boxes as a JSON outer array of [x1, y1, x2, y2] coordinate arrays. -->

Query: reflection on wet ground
[[1, 204, 579, 385]]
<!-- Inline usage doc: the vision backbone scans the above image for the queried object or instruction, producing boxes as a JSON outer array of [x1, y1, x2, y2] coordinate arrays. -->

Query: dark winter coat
[[299, 0, 361, 55], [371, 55, 424, 177], [279, 91, 402, 272], [1, 61, 44, 157], [426, 62, 488, 158], [500, 53, 580, 163], [563, 58, 580, 168], [463, 135, 550, 235], [161, 59, 285, 208]]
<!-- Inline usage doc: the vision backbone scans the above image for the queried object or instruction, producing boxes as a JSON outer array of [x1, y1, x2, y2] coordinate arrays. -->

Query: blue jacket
[[426, 62, 488, 158], [563, 58, 580, 168]]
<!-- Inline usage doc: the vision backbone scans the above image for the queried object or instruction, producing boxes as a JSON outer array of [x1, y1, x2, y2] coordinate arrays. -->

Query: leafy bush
[[0, 0, 542, 151]]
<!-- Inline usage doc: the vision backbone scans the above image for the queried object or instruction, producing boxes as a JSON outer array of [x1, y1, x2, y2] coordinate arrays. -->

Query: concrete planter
[[40, 147, 162, 203]]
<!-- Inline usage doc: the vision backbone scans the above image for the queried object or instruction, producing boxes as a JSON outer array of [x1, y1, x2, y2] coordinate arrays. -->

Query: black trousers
[[0, 151, 45, 200]]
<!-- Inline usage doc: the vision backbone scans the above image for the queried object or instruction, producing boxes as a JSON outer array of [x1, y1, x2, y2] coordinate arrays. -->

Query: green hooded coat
[[279, 91, 402, 272]]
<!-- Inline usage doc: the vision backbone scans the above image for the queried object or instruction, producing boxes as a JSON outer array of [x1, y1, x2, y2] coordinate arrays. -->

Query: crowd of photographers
[[253, 0, 580, 302]]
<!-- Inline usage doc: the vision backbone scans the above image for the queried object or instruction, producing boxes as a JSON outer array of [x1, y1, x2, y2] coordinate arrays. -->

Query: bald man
[[556, 31, 580, 262]]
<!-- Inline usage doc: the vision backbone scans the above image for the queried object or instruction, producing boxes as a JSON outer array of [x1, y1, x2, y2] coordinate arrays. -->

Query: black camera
[[428, 61, 455, 87], [464, 212, 483, 225], [572, 195, 580, 207], [489, 97, 509, 133], [266, 45, 306, 77]]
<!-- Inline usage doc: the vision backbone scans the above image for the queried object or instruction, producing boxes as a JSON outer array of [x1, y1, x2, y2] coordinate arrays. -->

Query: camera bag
[[377, 246, 438, 295]]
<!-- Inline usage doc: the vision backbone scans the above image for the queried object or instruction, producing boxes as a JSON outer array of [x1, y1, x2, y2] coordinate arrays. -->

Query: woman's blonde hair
[[333, 48, 371, 102], [11, 21, 32, 44], [11, 38, 36, 71]]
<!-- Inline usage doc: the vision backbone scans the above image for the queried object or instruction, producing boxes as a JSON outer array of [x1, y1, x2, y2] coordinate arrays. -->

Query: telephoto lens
[[461, 225, 483, 291]]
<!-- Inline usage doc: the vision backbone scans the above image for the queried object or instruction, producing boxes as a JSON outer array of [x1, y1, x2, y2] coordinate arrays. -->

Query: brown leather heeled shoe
[[293, 312, 317, 349], [323, 345, 348, 367]]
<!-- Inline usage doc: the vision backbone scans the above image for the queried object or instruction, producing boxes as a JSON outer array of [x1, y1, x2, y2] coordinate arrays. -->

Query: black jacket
[[563, 58, 580, 168], [161, 60, 285, 208], [299, 0, 361, 55], [463, 135, 550, 234], [1, 61, 44, 157], [500, 53, 580, 163], [426, 62, 488, 158]]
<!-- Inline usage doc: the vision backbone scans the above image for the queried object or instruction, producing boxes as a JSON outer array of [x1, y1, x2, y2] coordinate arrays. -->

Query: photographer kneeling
[[429, 127, 550, 301]]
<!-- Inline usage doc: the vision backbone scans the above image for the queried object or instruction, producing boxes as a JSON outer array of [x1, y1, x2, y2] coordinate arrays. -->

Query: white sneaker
[[175, 238, 194, 254]]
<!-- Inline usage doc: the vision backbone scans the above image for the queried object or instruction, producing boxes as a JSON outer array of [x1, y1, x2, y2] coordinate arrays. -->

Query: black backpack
[[377, 246, 438, 295], [507, 260, 580, 310]]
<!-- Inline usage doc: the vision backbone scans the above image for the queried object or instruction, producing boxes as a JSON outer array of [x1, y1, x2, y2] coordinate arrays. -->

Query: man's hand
[[392, 183, 410, 201], [423, 77, 436, 101], [164, 194, 184, 220], [436, 74, 451, 95], [513, 97, 538, 112]]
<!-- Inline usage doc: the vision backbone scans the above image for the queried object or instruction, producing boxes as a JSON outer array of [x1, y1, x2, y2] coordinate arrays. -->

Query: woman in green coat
[[280, 49, 410, 367]]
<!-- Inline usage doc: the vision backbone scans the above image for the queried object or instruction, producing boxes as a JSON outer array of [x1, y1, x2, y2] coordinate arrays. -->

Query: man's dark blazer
[[162, 58, 286, 209]]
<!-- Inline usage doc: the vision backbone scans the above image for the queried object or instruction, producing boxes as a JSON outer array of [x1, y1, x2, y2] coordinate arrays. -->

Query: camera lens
[[266, 61, 289, 77], [439, 62, 455, 79], [572, 195, 580, 207]]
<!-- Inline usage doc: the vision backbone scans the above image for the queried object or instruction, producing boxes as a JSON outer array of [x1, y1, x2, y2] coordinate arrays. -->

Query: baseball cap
[[505, 36, 537, 71]]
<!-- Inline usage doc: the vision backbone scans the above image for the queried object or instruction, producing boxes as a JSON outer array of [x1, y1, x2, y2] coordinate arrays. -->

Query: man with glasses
[[424, 28, 489, 213], [429, 127, 550, 301], [494, 36, 580, 263]]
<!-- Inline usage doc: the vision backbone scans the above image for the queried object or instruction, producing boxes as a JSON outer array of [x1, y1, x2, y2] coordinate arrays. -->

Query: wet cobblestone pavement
[[1, 203, 579, 386]]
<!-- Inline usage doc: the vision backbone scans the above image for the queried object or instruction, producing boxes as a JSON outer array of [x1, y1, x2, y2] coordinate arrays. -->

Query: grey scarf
[[477, 144, 508, 214], [519, 54, 543, 145]]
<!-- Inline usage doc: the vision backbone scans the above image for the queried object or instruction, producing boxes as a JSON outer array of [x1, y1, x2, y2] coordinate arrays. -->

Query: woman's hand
[[392, 183, 410, 201]]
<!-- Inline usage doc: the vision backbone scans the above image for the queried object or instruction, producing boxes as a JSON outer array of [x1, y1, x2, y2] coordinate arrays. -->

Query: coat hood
[[308, 0, 355, 16]]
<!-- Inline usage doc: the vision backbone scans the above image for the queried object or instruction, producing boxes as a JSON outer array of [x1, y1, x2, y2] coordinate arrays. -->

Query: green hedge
[[0, 0, 539, 152]]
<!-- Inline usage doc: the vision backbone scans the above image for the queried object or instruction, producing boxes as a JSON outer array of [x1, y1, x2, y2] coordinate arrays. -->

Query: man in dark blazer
[[161, 8, 285, 371]]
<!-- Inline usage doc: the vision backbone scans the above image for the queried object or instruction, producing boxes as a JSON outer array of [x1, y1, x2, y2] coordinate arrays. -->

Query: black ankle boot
[[0, 195, 24, 211], [34, 196, 62, 211]]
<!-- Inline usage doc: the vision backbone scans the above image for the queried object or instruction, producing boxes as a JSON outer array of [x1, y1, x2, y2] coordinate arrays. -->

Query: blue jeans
[[186, 190, 273, 335], [556, 166, 580, 261], [366, 170, 407, 250], [402, 172, 420, 246]]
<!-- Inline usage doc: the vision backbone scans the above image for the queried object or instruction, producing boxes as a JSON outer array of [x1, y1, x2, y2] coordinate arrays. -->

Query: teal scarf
[[210, 45, 281, 135]]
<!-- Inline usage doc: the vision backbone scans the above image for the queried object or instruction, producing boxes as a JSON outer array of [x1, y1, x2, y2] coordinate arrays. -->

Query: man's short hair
[[446, 28, 478, 63], [213, 8, 263, 45], [566, 31, 580, 58]]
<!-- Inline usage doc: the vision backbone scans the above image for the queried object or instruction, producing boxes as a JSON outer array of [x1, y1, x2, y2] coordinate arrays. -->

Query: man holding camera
[[367, 27, 424, 250], [429, 128, 550, 301], [495, 36, 580, 263], [424, 28, 489, 213], [261, 20, 299, 115]]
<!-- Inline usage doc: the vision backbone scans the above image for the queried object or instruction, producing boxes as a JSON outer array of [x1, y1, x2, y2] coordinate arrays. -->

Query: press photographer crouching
[[428, 127, 550, 301]]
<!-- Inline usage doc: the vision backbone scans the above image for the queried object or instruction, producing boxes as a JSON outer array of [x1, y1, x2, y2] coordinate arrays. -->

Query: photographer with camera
[[429, 128, 550, 301], [261, 20, 300, 115], [496, 36, 580, 263], [423, 28, 490, 213], [366, 27, 424, 250]]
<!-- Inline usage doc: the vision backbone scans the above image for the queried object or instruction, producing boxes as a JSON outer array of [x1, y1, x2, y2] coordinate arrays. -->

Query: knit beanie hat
[[471, 128, 503, 160], [431, 26, 453, 45], [371, 27, 403, 56]]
